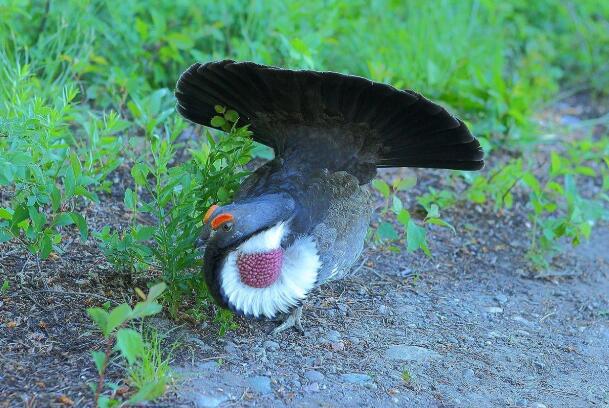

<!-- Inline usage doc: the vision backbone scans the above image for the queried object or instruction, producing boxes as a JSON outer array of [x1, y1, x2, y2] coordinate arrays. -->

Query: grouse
[[175, 60, 484, 333]]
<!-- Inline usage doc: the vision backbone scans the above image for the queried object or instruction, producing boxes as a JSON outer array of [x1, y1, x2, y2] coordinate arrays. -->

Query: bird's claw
[[272, 307, 304, 335]]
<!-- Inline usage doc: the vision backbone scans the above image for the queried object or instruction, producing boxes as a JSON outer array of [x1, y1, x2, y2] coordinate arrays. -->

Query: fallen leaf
[[56, 395, 74, 406]]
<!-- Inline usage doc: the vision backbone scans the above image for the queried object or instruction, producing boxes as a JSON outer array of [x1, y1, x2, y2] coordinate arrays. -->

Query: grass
[[1, 0, 609, 405]]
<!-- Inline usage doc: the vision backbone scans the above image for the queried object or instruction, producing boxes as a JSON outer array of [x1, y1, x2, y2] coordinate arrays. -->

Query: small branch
[[94, 335, 114, 405]]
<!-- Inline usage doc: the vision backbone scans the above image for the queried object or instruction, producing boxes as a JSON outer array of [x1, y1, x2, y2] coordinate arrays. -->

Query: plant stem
[[93, 335, 114, 406]]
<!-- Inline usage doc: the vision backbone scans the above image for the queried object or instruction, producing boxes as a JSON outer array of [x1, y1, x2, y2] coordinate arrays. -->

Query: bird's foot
[[272, 307, 304, 336]]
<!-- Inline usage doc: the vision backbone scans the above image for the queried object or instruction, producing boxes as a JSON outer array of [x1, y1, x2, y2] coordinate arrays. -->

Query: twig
[[94, 335, 114, 405], [29, 289, 117, 304]]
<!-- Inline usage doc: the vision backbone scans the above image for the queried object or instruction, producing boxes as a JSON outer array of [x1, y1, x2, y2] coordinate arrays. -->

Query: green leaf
[[377, 222, 398, 241], [124, 188, 137, 211], [70, 212, 88, 240], [214, 105, 226, 113], [132, 302, 162, 319], [64, 167, 75, 199], [397, 209, 411, 226], [0, 208, 13, 220], [391, 196, 403, 214], [91, 350, 106, 374], [393, 176, 417, 191], [371, 179, 390, 198], [39, 233, 53, 259], [116, 328, 144, 365], [53, 213, 74, 228], [107, 303, 132, 334], [146, 282, 167, 301], [575, 166, 596, 177], [426, 204, 440, 219], [225, 110, 239, 123], [131, 163, 150, 186], [127, 379, 167, 404], [134, 225, 155, 241], [468, 190, 486, 204], [210, 116, 225, 128], [87, 307, 110, 335], [0, 228, 12, 243], [426, 217, 456, 233], [407, 220, 430, 256], [50, 186, 62, 212]]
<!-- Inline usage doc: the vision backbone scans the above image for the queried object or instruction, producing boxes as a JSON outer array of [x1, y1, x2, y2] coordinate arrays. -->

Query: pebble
[[248, 376, 272, 395], [197, 361, 219, 371], [303, 382, 320, 392], [532, 403, 547, 408], [462, 368, 475, 377], [223, 341, 239, 355], [485, 306, 504, 314], [378, 305, 389, 315], [340, 373, 373, 385], [263, 340, 280, 351], [194, 393, 228, 408], [331, 341, 345, 351], [327, 330, 342, 342], [304, 370, 325, 382], [385, 345, 441, 362], [512, 315, 532, 326], [515, 398, 529, 407], [494, 294, 508, 304]]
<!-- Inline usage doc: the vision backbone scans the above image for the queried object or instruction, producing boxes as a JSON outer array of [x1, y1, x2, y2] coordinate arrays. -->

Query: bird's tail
[[176, 60, 483, 181]]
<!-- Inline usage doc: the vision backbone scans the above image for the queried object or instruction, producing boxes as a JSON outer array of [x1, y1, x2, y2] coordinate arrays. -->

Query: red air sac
[[237, 248, 284, 288]]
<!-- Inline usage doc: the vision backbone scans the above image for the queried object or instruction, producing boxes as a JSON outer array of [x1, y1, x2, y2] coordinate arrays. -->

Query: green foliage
[[465, 135, 609, 268], [95, 106, 252, 324], [87, 282, 169, 407], [372, 177, 455, 256]]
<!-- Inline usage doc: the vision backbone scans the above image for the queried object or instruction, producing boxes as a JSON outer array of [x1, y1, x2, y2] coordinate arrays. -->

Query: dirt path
[[167, 215, 609, 407]]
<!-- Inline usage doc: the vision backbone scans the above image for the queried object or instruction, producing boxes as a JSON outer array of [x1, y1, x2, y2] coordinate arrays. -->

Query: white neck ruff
[[219, 222, 320, 318]]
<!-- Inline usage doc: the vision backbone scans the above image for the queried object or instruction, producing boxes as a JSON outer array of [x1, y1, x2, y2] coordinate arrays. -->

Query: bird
[[175, 60, 484, 334]]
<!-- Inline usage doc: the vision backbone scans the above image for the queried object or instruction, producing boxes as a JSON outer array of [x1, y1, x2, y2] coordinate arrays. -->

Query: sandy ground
[[166, 215, 609, 408]]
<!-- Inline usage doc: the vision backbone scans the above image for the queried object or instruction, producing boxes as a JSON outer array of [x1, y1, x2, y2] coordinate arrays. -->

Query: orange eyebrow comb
[[203, 204, 218, 224], [211, 213, 234, 230]]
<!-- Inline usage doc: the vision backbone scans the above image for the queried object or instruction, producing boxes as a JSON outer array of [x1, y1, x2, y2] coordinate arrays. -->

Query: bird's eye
[[222, 222, 233, 232]]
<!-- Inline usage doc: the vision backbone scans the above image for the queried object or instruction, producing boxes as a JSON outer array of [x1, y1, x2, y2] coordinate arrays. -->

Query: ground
[[1, 104, 608, 407]]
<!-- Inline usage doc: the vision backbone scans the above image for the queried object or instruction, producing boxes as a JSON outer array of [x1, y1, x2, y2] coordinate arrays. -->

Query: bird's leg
[[272, 306, 304, 335]]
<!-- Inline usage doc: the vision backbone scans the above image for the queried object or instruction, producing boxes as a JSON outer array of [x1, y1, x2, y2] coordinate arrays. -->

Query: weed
[[87, 282, 168, 407], [401, 369, 412, 383], [372, 177, 455, 256]]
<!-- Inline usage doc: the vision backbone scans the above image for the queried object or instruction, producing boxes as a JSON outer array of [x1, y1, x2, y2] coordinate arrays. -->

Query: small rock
[[378, 305, 389, 315], [194, 393, 228, 408], [512, 316, 532, 326], [331, 341, 345, 351], [532, 403, 547, 408], [494, 294, 508, 304], [340, 373, 373, 385], [304, 370, 325, 382], [515, 398, 528, 407], [248, 376, 272, 395], [327, 330, 342, 342], [223, 341, 239, 355], [485, 306, 503, 314], [462, 368, 475, 377], [303, 382, 320, 392], [263, 340, 280, 351], [385, 345, 441, 362], [197, 361, 218, 371]]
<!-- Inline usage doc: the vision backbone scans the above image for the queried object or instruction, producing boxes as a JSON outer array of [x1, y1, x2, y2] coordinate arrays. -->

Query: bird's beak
[[197, 225, 212, 249]]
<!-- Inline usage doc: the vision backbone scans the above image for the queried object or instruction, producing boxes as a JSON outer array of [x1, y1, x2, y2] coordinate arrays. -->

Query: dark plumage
[[175, 60, 484, 333]]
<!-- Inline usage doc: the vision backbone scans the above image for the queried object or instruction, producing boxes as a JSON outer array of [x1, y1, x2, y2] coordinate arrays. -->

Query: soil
[[1, 102, 608, 407]]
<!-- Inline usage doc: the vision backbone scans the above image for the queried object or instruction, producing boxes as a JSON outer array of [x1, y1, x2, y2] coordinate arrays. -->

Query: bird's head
[[201, 194, 320, 319]]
